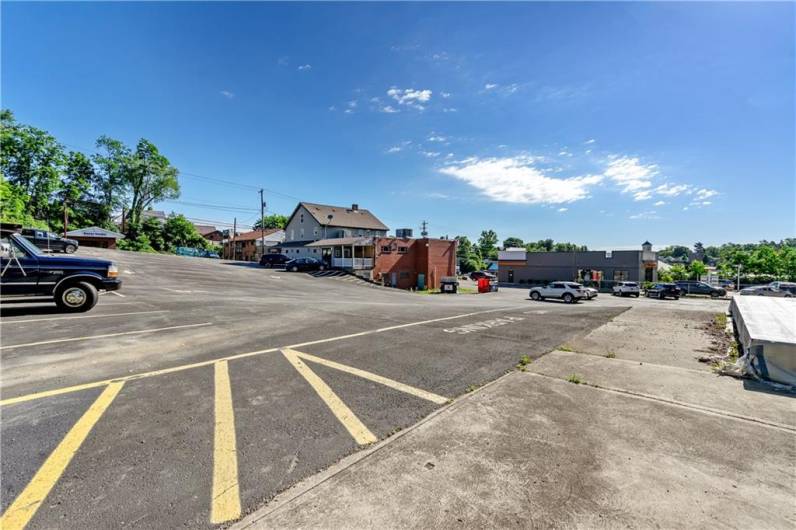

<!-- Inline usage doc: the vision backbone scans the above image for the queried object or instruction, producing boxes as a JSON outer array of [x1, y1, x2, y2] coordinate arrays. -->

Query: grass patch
[[516, 354, 532, 371], [465, 384, 481, 393], [566, 374, 583, 384], [713, 313, 728, 331], [559, 345, 574, 352], [605, 352, 616, 359]]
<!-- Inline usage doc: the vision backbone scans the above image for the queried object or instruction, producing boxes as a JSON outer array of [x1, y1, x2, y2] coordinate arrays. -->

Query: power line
[[160, 199, 259, 212]]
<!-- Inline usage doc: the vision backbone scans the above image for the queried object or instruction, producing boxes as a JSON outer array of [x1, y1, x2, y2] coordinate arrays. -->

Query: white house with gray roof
[[277, 202, 389, 260]]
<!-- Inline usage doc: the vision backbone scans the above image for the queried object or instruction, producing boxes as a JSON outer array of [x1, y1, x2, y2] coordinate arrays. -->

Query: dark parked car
[[284, 257, 326, 272], [21, 228, 79, 253], [739, 281, 796, 297], [675, 281, 726, 298], [260, 253, 290, 268], [469, 270, 496, 281], [1, 232, 121, 312], [645, 283, 681, 300]]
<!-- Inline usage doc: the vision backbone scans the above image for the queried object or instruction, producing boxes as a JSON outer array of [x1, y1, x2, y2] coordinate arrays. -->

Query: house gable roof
[[288, 202, 389, 231], [233, 229, 284, 242], [66, 226, 126, 239]]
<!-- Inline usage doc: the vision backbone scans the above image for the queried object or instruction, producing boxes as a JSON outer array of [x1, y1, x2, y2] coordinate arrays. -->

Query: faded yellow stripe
[[0, 382, 124, 530], [292, 350, 449, 405], [211, 361, 241, 524], [282, 349, 377, 445]]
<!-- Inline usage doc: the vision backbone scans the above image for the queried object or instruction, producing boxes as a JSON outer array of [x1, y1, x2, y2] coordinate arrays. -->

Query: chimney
[[351, 203, 359, 211]]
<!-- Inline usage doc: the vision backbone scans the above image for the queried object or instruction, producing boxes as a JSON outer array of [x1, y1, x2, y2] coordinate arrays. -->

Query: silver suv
[[740, 281, 796, 297], [613, 281, 640, 297], [529, 282, 586, 304]]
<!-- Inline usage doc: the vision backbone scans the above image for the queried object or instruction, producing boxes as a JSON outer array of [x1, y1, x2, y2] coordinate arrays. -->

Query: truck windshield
[[9, 233, 44, 257]]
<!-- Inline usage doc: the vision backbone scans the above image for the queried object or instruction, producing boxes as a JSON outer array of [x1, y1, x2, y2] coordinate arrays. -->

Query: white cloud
[[431, 52, 449, 61], [584, 138, 596, 145], [633, 190, 652, 201], [603, 156, 657, 193], [695, 188, 718, 200], [484, 83, 499, 90], [344, 109, 354, 114], [421, 151, 441, 158], [629, 210, 659, 220], [387, 87, 432, 110], [219, 90, 235, 99], [442, 107, 458, 113], [557, 207, 568, 212], [427, 192, 449, 199], [654, 183, 691, 197], [386, 146, 403, 154], [297, 64, 312, 71], [428, 134, 447, 143], [379, 105, 399, 113], [347, 100, 358, 108], [439, 156, 603, 205], [441, 91, 451, 98], [654, 200, 666, 206]]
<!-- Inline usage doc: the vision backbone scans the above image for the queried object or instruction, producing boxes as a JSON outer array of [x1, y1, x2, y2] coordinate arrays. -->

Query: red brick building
[[372, 237, 457, 289]]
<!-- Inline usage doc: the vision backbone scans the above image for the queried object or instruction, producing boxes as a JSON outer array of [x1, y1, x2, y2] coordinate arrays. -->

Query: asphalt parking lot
[[0, 249, 729, 529]]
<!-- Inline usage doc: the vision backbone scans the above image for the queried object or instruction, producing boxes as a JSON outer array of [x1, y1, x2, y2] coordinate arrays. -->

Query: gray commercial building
[[498, 242, 658, 286]]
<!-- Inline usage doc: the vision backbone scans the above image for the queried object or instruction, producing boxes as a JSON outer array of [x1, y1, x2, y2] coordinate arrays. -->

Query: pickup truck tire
[[55, 281, 98, 312], [530, 291, 541, 301], [64, 244, 77, 254], [563, 293, 574, 304], [710, 292, 721, 298], [291, 265, 299, 272], [633, 293, 639, 297]]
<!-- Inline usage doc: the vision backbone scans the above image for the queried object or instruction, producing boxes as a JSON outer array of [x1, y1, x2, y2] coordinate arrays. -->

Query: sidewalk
[[235, 306, 796, 529]]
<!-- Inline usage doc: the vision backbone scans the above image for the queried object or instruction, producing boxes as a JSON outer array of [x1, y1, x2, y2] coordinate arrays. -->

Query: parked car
[[739, 281, 796, 297], [260, 253, 290, 268], [469, 270, 496, 281], [528, 282, 586, 303], [583, 286, 599, 300], [718, 279, 734, 290], [675, 281, 726, 298], [20, 228, 79, 254], [1, 232, 121, 312], [612, 281, 640, 297], [284, 257, 326, 272], [645, 283, 681, 300]]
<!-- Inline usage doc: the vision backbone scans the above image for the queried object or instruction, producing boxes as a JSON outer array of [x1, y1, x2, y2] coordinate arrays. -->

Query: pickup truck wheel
[[710, 292, 720, 298], [291, 265, 299, 272], [530, 291, 541, 301], [563, 293, 574, 304], [55, 281, 98, 312], [64, 244, 77, 254]]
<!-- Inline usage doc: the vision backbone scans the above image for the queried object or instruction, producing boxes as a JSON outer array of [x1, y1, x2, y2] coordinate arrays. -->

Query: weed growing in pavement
[[516, 354, 532, 371], [713, 313, 728, 331], [606, 352, 616, 358], [465, 384, 481, 393], [559, 345, 574, 352], [566, 374, 582, 384]]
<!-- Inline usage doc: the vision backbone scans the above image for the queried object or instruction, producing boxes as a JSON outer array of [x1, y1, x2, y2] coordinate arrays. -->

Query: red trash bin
[[477, 278, 490, 293]]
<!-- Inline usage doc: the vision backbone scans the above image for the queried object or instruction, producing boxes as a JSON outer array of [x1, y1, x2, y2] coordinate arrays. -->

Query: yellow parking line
[[290, 349, 448, 405], [211, 361, 241, 524], [0, 322, 212, 350], [1, 306, 520, 407], [282, 349, 377, 445], [0, 382, 124, 530]]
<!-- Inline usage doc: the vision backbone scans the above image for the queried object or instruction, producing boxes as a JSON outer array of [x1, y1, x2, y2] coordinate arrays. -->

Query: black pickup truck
[[1, 232, 121, 312], [20, 228, 79, 253]]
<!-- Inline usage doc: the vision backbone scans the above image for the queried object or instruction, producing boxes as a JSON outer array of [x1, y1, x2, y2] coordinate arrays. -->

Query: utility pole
[[63, 201, 69, 237], [232, 217, 237, 261], [259, 189, 265, 259], [421, 220, 428, 238]]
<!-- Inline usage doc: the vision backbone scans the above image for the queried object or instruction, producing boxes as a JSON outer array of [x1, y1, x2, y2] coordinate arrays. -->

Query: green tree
[[93, 135, 132, 229], [125, 139, 179, 231], [658, 268, 674, 282], [455, 235, 483, 273], [477, 230, 498, 260], [693, 242, 705, 261], [0, 178, 47, 228], [140, 216, 166, 251], [502, 237, 524, 249], [748, 245, 782, 276], [56, 151, 97, 230], [658, 245, 690, 260], [688, 260, 707, 280], [553, 242, 588, 252], [1, 109, 65, 220], [253, 214, 288, 230], [669, 264, 688, 281], [162, 214, 208, 250]]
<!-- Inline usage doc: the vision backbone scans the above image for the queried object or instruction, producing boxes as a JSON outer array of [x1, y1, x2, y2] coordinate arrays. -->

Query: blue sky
[[3, 1, 794, 248]]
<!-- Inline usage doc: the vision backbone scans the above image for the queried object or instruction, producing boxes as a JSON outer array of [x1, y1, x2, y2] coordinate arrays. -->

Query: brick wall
[[372, 238, 456, 289]]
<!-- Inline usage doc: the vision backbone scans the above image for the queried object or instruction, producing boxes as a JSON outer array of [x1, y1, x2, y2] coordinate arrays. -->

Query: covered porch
[[306, 237, 375, 270]]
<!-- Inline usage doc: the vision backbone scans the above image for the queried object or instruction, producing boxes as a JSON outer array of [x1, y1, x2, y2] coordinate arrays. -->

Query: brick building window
[[398, 247, 408, 254], [381, 246, 391, 253]]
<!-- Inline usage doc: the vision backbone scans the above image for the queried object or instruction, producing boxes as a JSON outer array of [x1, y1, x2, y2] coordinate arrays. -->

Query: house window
[[613, 270, 628, 281], [300, 213, 304, 223], [300, 228, 304, 238], [314, 227, 319, 237], [343, 247, 352, 258], [398, 247, 408, 254], [334, 247, 342, 258], [313, 249, 317, 253], [291, 229, 295, 241], [381, 246, 391, 253]]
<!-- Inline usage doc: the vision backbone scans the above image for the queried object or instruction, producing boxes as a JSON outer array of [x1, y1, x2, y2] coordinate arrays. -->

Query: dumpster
[[477, 277, 491, 293], [440, 276, 458, 294]]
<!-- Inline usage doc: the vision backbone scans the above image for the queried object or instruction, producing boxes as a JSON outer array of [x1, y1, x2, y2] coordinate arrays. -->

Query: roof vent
[[351, 203, 359, 211]]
